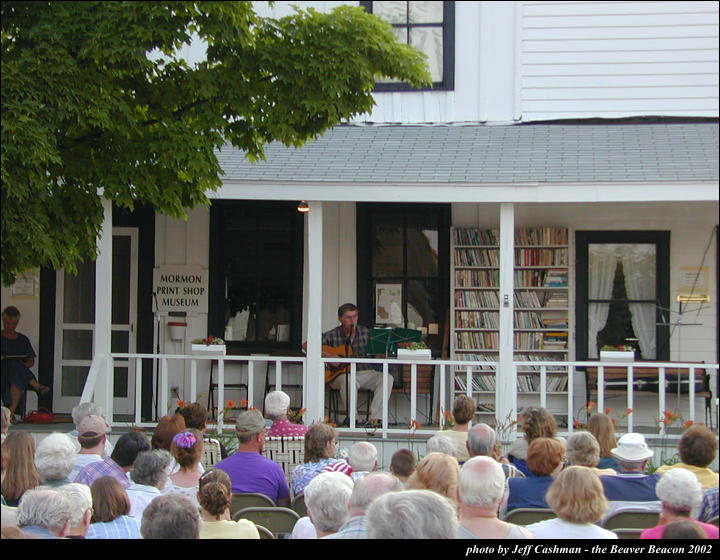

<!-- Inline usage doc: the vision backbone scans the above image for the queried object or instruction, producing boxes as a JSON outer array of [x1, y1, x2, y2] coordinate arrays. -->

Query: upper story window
[[361, 1, 455, 91]]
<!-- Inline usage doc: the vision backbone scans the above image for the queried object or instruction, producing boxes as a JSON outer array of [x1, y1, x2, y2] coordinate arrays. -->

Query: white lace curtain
[[587, 244, 656, 359]]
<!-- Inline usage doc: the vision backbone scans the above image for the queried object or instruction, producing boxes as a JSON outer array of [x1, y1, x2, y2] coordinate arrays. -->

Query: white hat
[[611, 433, 654, 462]]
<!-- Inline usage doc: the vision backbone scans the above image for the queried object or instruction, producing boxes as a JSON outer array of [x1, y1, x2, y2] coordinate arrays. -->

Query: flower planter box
[[191, 344, 226, 355], [396, 348, 432, 360], [599, 350, 634, 362]]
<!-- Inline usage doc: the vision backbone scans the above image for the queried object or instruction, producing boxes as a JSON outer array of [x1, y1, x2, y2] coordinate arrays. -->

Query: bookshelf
[[451, 227, 571, 422]]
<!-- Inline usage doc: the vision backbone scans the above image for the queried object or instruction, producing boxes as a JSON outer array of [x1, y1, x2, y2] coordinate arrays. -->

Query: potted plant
[[599, 344, 635, 362], [191, 336, 227, 355], [396, 341, 432, 360]]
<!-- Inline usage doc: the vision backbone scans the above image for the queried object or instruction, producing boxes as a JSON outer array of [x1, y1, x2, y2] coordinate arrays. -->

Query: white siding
[[519, 1, 720, 120]]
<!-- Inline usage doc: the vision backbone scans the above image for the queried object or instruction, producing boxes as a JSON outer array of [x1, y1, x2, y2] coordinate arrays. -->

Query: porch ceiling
[[214, 122, 718, 190]]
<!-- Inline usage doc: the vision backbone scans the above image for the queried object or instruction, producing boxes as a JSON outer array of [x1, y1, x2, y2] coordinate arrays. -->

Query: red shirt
[[267, 419, 308, 438]]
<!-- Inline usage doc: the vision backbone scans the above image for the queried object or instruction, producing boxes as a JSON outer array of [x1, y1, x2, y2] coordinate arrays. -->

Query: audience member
[[70, 415, 108, 481], [662, 520, 709, 539], [291, 423, 351, 496], [507, 406, 565, 476], [566, 432, 616, 476], [69, 402, 113, 458], [35, 433, 76, 487], [347, 441, 378, 482], [56, 483, 93, 538], [389, 449, 416, 487], [366, 489, 458, 539], [75, 431, 151, 489], [526, 466, 617, 539], [324, 471, 402, 539], [197, 468, 259, 539], [407, 451, 460, 504], [141, 493, 200, 539], [1, 431, 41, 506], [433, 395, 475, 463], [215, 409, 290, 506], [467, 423, 525, 480], [1, 406, 10, 444], [502, 437, 565, 517], [151, 414, 186, 452], [16, 487, 72, 539], [163, 429, 203, 506], [698, 486, 718, 523], [86, 476, 141, 539], [456, 456, 532, 539], [640, 468, 718, 539], [587, 413, 620, 472], [655, 425, 719, 489], [127, 449, 172, 519], [1, 445, 18, 527], [599, 433, 660, 522], [304, 471, 354, 538], [426, 433, 457, 457], [265, 390, 308, 437], [178, 401, 227, 461]]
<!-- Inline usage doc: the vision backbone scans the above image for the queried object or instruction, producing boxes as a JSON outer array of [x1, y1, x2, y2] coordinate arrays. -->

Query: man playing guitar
[[320, 303, 393, 427]]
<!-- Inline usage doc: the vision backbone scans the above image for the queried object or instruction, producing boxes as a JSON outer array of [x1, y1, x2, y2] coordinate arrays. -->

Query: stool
[[207, 359, 248, 420], [326, 385, 373, 425]]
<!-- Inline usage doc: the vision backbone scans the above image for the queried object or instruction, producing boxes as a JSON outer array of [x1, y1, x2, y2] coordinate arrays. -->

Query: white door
[[53, 228, 138, 416]]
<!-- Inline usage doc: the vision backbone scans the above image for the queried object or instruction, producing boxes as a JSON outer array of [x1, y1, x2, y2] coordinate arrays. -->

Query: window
[[209, 201, 304, 351], [576, 231, 670, 361], [360, 1, 455, 91], [357, 203, 450, 356]]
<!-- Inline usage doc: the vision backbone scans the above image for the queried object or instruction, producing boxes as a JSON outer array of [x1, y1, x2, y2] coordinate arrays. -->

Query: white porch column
[[94, 197, 113, 419], [305, 201, 324, 423], [497, 203, 516, 429]]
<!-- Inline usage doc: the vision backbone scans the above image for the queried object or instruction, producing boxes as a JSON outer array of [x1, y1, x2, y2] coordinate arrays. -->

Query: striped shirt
[[86, 516, 141, 539]]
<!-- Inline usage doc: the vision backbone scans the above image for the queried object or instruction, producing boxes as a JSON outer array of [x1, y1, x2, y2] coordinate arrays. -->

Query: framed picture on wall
[[375, 283, 402, 325]]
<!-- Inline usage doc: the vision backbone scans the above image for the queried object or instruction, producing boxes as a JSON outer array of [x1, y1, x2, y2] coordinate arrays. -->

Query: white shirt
[[527, 518, 618, 539], [291, 516, 317, 539], [126, 483, 162, 520], [70, 453, 104, 482]]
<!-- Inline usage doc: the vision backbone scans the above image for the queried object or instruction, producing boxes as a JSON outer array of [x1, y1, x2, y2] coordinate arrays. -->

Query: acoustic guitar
[[323, 344, 354, 383]]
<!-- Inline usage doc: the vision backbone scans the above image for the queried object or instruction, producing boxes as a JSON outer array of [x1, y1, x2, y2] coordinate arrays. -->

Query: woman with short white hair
[[35, 433, 77, 486], [640, 468, 719, 539]]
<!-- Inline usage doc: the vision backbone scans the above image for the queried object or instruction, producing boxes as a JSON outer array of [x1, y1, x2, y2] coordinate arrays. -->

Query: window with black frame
[[360, 1, 455, 91], [357, 204, 450, 357], [209, 201, 303, 351]]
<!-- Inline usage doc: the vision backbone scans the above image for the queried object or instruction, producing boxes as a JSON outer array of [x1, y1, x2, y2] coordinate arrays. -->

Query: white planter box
[[599, 350, 634, 362], [396, 348, 432, 360], [191, 344, 226, 355]]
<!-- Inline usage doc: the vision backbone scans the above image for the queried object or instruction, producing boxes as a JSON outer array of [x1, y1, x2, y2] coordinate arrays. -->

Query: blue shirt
[[507, 476, 554, 512], [86, 516, 141, 539]]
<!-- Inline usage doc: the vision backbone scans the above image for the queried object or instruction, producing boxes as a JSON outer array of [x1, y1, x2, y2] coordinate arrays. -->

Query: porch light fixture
[[297, 201, 309, 213]]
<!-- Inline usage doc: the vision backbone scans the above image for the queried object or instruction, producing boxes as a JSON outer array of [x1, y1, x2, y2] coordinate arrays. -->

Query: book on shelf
[[477, 402, 495, 413], [543, 268, 568, 287]]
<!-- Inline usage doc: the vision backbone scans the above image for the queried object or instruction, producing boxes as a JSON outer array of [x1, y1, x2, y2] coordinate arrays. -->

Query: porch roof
[[215, 121, 719, 185]]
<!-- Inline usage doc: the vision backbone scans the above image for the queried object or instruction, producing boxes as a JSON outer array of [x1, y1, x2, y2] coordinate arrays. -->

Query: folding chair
[[613, 528, 644, 539], [230, 492, 276, 517], [602, 510, 659, 530], [504, 508, 556, 525], [233, 507, 300, 538], [263, 436, 305, 488], [201, 438, 223, 470], [290, 493, 306, 517], [255, 524, 276, 539]]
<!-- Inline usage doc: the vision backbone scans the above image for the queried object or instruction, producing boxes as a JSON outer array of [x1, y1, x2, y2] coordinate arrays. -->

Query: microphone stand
[[344, 325, 353, 425]]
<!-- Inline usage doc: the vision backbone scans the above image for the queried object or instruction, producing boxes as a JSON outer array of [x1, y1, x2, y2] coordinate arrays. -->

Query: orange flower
[[298, 408, 307, 417], [444, 410, 452, 421], [605, 407, 611, 415], [664, 409, 673, 419], [225, 400, 236, 409], [663, 418, 671, 426], [411, 420, 421, 430], [684, 420, 694, 428], [610, 418, 616, 425], [587, 401, 596, 412], [241, 399, 248, 408], [177, 400, 185, 408], [573, 420, 581, 429], [624, 408, 633, 417]]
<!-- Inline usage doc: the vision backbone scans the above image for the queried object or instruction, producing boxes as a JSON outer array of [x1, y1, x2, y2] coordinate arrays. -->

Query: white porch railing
[[81, 352, 717, 441]]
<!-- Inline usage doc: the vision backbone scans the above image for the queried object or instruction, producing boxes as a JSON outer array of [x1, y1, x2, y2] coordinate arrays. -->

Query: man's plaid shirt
[[321, 325, 370, 358]]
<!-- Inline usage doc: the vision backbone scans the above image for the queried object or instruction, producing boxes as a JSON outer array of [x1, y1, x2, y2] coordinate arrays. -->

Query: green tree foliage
[[1, 1, 430, 285]]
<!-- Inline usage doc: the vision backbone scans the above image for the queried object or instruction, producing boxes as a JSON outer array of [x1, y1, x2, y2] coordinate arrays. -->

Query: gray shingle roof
[[215, 122, 718, 184]]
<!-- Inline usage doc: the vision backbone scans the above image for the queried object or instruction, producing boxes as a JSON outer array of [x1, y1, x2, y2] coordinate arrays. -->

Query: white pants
[[330, 369, 394, 420]]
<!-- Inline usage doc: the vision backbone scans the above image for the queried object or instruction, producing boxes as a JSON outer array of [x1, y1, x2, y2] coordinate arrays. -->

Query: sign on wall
[[152, 266, 209, 313]]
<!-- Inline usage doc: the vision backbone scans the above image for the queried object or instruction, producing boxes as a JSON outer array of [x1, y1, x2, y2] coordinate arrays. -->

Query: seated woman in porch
[[587, 413, 620, 472], [291, 423, 351, 496], [506, 406, 565, 476], [501, 437, 565, 518], [1, 306, 49, 418]]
